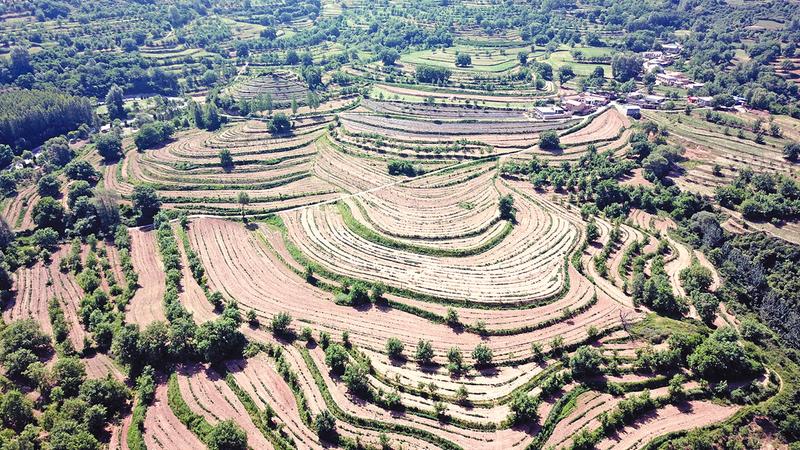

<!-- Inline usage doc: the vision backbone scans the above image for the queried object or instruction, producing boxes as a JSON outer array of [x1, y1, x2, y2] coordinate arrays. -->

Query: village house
[[624, 105, 642, 118], [533, 106, 572, 120], [688, 96, 714, 107], [560, 93, 610, 115]]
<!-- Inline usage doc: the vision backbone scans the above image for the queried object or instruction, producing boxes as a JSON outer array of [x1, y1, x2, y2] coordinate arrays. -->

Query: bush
[[508, 392, 539, 425], [688, 327, 762, 381], [314, 410, 337, 442], [387, 159, 419, 177], [324, 343, 348, 375], [415, 339, 434, 365], [208, 420, 248, 450], [270, 312, 292, 337], [268, 113, 291, 134], [569, 345, 603, 378], [455, 53, 472, 67], [385, 337, 405, 359], [472, 343, 493, 367]]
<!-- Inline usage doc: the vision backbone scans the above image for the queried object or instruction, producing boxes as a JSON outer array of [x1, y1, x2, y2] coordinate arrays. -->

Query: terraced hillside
[[69, 93, 777, 450]]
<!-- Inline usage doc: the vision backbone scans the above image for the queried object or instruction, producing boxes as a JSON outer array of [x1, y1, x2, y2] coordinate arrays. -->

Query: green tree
[[95, 131, 123, 163], [455, 53, 472, 67], [105, 84, 126, 121], [472, 343, 493, 367], [415, 339, 434, 365], [270, 311, 292, 337], [0, 391, 34, 432], [447, 347, 464, 374], [586, 219, 599, 242], [37, 174, 61, 198], [314, 410, 337, 442], [219, 148, 234, 170], [688, 327, 761, 381], [324, 343, 348, 375], [508, 392, 539, 425], [43, 136, 73, 168], [569, 345, 603, 378], [783, 143, 799, 161], [386, 337, 405, 359], [498, 194, 515, 221], [379, 48, 400, 66], [33, 196, 65, 231], [208, 420, 248, 450], [196, 317, 246, 363], [205, 103, 222, 131], [52, 357, 87, 397], [343, 361, 370, 397], [237, 191, 250, 221], [131, 185, 161, 225], [611, 53, 643, 82], [0, 144, 13, 169], [269, 113, 292, 134], [134, 121, 174, 151], [539, 131, 561, 150], [65, 160, 99, 183], [558, 65, 576, 83], [679, 263, 713, 296]]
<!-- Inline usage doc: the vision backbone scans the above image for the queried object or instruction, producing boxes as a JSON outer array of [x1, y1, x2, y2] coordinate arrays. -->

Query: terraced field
[[54, 76, 775, 449]]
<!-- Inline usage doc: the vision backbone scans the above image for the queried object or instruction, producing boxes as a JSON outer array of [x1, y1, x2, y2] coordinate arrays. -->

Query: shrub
[[324, 343, 348, 375], [385, 337, 405, 359], [387, 159, 419, 176], [472, 344, 493, 367], [270, 312, 292, 337], [688, 327, 762, 381], [314, 410, 337, 442], [569, 345, 603, 378], [446, 347, 464, 374], [508, 392, 539, 425], [207, 420, 247, 450], [415, 339, 434, 365], [268, 113, 291, 134]]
